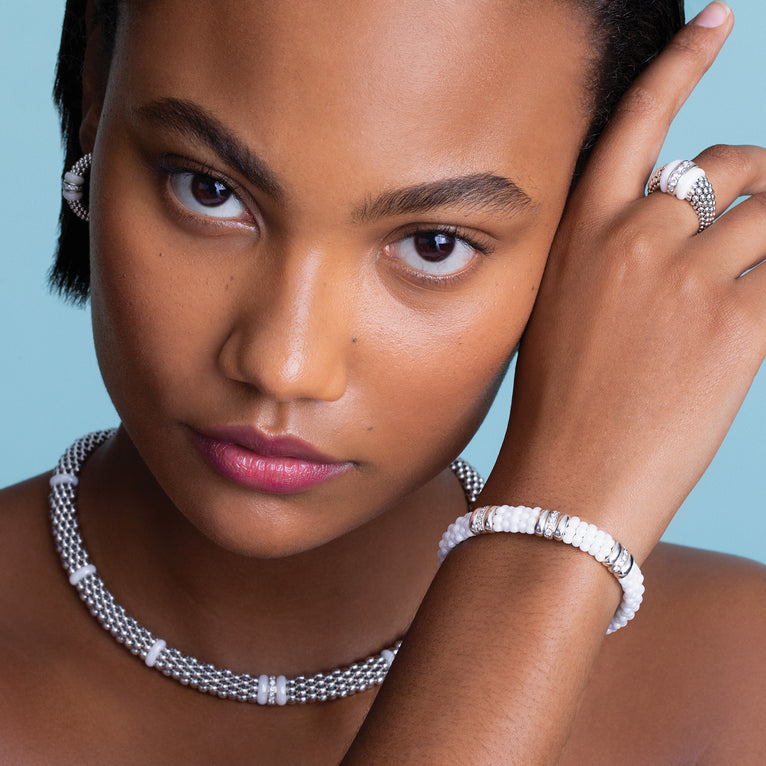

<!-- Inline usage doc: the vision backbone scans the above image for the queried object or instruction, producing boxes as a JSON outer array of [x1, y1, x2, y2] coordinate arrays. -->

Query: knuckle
[[606, 220, 660, 273], [670, 267, 751, 345], [699, 144, 751, 176]]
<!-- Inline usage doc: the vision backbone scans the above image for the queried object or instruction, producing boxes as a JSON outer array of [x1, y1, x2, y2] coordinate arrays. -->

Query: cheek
[[89, 186, 223, 424], [356, 257, 541, 473]]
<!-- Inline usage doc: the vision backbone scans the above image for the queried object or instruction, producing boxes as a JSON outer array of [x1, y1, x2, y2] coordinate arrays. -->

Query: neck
[[74, 428, 469, 677]]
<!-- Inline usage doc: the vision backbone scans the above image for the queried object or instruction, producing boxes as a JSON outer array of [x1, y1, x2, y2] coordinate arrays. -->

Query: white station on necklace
[[49, 430, 484, 705]]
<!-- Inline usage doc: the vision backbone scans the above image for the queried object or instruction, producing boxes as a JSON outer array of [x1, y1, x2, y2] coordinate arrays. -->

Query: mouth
[[189, 425, 353, 494]]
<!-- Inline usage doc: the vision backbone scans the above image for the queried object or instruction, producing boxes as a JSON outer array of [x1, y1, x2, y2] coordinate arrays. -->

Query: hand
[[485, 3, 766, 561]]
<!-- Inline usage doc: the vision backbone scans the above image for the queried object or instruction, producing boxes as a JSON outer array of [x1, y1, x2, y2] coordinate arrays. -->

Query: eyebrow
[[133, 97, 532, 222], [352, 173, 533, 223], [133, 97, 283, 200]]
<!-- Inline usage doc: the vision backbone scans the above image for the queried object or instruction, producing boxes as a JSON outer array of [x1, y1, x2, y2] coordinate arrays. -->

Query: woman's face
[[87, 0, 590, 556]]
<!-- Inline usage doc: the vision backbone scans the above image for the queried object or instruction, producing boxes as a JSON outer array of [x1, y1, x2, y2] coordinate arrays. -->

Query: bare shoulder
[[0, 472, 60, 647], [0, 474, 78, 759], [643, 542, 766, 659], [0, 473, 54, 581], [643, 543, 766, 760], [567, 542, 766, 764]]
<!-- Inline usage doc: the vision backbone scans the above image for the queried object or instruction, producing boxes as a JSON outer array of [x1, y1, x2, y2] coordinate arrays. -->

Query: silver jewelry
[[445, 505, 644, 634], [666, 159, 696, 195], [49, 430, 484, 705], [62, 153, 92, 222], [647, 159, 716, 233]]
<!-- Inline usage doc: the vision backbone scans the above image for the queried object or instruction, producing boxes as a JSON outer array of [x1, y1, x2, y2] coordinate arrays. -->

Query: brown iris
[[413, 232, 455, 262], [190, 174, 232, 207]]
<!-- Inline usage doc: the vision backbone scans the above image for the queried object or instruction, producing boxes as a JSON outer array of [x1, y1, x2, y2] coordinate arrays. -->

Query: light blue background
[[1, 2, 764, 563]]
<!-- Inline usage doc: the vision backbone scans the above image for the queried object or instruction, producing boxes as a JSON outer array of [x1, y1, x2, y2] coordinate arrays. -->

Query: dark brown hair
[[50, 0, 684, 303]]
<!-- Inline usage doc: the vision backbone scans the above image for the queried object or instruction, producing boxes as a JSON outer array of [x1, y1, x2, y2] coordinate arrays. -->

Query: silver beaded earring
[[62, 153, 92, 222]]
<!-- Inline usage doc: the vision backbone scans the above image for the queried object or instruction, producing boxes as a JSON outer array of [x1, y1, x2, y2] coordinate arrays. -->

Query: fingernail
[[693, 1, 731, 28]]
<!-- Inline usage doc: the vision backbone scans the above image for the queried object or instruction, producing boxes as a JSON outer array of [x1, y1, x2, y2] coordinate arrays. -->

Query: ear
[[79, 0, 112, 154]]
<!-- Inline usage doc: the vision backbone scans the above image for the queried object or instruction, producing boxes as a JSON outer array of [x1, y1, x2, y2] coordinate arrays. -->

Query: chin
[[176, 491, 365, 561]]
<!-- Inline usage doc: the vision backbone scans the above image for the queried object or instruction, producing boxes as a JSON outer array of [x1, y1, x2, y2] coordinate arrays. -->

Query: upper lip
[[192, 424, 344, 464]]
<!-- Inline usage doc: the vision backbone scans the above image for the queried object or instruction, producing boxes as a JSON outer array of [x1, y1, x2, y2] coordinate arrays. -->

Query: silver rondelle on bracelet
[[439, 505, 645, 635]]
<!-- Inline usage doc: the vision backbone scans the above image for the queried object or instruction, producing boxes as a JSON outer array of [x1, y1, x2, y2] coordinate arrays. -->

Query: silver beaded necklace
[[49, 430, 484, 705]]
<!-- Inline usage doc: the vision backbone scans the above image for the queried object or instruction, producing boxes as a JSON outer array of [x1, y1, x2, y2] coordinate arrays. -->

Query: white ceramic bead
[[276, 675, 288, 706], [69, 563, 96, 585], [594, 533, 611, 562], [438, 506, 644, 635], [561, 516, 578, 544], [674, 166, 705, 200], [50, 472, 79, 487], [659, 159, 683, 192], [587, 532, 604, 556], [571, 521, 588, 547], [579, 524, 597, 552], [144, 638, 166, 668], [257, 674, 269, 705]]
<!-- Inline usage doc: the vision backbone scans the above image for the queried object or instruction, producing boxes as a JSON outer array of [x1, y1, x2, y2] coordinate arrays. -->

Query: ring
[[647, 159, 716, 233]]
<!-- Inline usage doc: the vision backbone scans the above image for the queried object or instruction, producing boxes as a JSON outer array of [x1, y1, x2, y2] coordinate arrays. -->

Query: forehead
[[111, 0, 590, 202]]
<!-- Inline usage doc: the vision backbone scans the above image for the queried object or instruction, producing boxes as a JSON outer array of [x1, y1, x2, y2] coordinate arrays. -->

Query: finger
[[581, 2, 734, 206], [703, 193, 766, 278], [645, 145, 766, 237], [696, 145, 766, 213], [734, 238, 766, 347]]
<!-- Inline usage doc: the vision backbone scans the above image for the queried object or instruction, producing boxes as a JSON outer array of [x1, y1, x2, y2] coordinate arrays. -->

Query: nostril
[[217, 318, 348, 404]]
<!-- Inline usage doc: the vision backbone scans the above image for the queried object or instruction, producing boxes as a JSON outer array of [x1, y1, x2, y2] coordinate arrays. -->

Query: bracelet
[[437, 506, 645, 635]]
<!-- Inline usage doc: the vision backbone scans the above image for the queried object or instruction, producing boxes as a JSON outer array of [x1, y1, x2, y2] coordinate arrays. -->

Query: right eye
[[168, 171, 250, 220]]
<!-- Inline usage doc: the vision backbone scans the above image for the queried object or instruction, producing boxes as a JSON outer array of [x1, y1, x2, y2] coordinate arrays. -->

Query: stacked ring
[[647, 159, 716, 233]]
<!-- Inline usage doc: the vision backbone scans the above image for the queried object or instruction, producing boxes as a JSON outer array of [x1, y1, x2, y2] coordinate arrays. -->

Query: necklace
[[49, 430, 484, 705]]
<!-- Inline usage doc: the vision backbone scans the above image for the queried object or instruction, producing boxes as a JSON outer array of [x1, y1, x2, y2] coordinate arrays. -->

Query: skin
[[85, 0, 583, 562], [1, 0, 766, 763]]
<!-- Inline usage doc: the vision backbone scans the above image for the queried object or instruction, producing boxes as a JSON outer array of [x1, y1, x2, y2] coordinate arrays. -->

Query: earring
[[62, 153, 92, 222]]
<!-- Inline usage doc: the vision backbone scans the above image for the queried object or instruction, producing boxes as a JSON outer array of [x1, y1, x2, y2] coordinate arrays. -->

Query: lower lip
[[191, 433, 351, 494]]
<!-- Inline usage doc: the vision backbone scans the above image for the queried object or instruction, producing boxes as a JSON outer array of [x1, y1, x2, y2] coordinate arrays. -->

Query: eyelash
[[382, 225, 495, 286], [156, 156, 494, 283], [158, 156, 254, 225], [409, 225, 493, 256]]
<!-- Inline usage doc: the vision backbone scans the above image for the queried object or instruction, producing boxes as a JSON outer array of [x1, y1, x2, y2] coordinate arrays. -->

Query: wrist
[[439, 505, 645, 634], [480, 459, 668, 565]]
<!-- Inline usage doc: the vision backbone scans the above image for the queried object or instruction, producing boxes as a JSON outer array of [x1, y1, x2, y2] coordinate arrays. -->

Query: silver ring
[[647, 159, 716, 233]]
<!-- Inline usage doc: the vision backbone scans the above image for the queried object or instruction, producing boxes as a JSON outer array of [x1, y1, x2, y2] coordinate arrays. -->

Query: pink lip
[[190, 425, 352, 494]]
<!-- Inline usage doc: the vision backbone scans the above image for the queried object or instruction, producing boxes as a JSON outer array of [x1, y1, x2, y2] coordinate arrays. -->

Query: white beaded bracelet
[[438, 506, 645, 635]]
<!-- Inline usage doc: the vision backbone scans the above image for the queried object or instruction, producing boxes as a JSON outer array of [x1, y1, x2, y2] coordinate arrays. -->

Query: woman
[[1, 0, 764, 762]]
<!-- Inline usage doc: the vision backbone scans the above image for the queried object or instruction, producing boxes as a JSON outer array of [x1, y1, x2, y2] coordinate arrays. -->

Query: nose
[[218, 249, 349, 403]]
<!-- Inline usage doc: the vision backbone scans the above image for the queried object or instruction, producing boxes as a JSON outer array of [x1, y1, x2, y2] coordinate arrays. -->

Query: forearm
[[349, 8, 762, 761], [344, 534, 619, 764]]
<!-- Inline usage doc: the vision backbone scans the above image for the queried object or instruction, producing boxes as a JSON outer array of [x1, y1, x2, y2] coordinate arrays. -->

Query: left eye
[[169, 172, 248, 219], [385, 230, 477, 276]]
